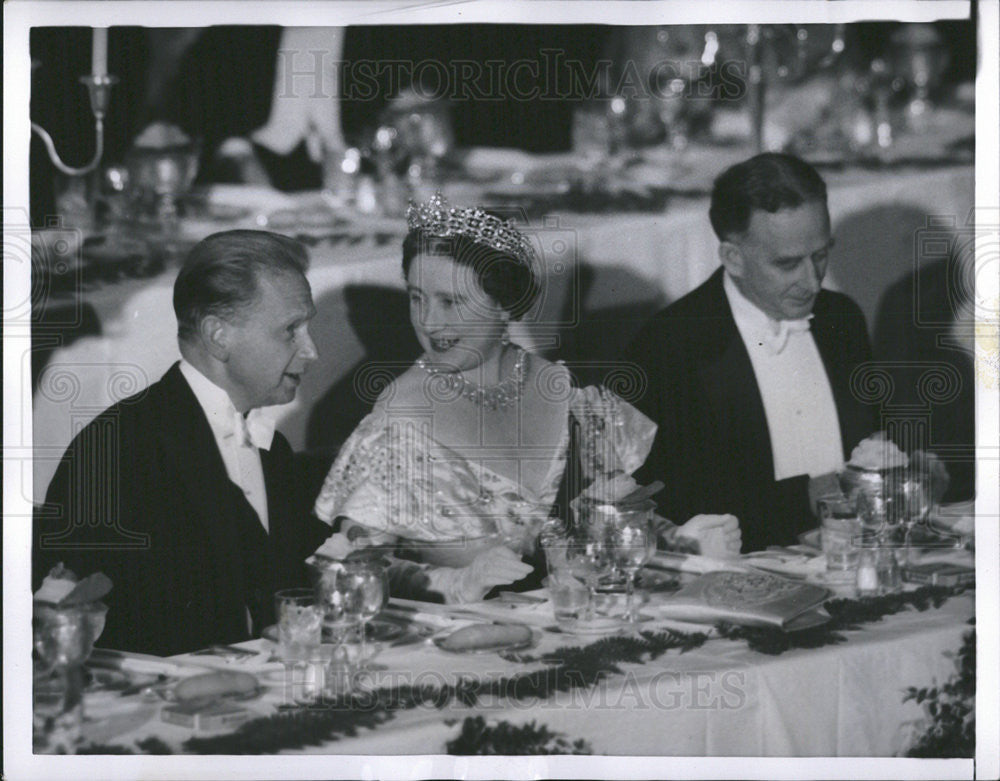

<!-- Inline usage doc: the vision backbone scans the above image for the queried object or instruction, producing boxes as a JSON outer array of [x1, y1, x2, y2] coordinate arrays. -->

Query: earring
[[500, 324, 510, 347]]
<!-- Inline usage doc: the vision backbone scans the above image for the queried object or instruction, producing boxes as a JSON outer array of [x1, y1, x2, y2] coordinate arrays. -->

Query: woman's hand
[[456, 546, 534, 603], [313, 532, 361, 560], [676, 514, 742, 558]]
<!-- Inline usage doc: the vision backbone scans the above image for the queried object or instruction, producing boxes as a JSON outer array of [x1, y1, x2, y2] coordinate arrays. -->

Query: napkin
[[655, 570, 830, 629], [88, 649, 191, 677], [741, 551, 828, 580], [646, 551, 751, 576]]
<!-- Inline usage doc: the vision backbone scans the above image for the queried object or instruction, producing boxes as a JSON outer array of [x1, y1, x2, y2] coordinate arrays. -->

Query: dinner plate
[[432, 625, 540, 655]]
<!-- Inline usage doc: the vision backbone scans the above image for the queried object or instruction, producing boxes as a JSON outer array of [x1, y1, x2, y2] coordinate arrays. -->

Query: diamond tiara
[[405, 192, 538, 270]]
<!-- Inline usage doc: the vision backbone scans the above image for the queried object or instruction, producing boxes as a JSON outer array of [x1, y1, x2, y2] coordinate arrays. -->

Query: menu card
[[656, 570, 830, 629]]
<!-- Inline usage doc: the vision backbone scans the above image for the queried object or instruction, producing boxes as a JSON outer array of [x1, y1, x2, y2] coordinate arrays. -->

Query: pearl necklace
[[416, 347, 527, 410]]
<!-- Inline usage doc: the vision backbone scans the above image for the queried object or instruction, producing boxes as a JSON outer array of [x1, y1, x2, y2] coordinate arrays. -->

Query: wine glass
[[856, 488, 899, 545], [32, 602, 108, 753], [608, 517, 657, 624], [340, 558, 389, 671], [899, 476, 932, 565], [311, 561, 361, 648]]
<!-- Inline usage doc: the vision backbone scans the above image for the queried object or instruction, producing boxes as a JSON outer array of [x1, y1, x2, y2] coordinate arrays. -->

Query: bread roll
[[438, 623, 532, 651], [174, 671, 259, 702]]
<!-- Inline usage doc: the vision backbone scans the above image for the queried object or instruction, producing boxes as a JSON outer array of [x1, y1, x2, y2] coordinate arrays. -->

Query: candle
[[92, 28, 107, 78]]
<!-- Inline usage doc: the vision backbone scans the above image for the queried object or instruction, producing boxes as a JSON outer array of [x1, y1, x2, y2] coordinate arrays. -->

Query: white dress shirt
[[179, 360, 272, 532], [722, 273, 845, 481]]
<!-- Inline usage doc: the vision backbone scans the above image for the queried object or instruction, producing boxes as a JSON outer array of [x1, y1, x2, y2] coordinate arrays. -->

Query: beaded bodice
[[313, 386, 657, 545]]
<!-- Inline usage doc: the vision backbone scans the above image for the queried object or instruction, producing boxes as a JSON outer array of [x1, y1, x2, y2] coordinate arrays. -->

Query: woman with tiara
[[313, 194, 741, 603]]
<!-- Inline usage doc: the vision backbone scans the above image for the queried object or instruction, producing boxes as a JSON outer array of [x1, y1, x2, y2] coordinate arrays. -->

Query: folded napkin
[[89, 649, 191, 677], [647, 551, 751, 576], [386, 596, 553, 629], [741, 551, 828, 580], [655, 570, 830, 629]]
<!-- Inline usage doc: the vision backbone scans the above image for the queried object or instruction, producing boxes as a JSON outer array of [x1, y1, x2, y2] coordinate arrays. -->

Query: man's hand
[[676, 514, 742, 558], [911, 450, 951, 503], [808, 471, 844, 517], [457, 546, 534, 603]]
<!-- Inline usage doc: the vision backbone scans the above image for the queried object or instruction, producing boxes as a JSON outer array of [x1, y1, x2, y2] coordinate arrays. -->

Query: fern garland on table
[[445, 716, 592, 755], [76, 585, 967, 755]]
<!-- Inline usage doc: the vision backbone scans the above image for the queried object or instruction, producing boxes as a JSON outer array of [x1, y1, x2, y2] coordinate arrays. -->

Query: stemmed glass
[[608, 516, 657, 624], [33, 602, 108, 753], [567, 537, 611, 621], [899, 475, 932, 565], [340, 558, 389, 671], [856, 489, 899, 546], [312, 561, 360, 648]]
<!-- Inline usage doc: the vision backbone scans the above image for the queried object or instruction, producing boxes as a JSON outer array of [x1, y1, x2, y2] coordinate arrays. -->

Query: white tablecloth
[[86, 592, 974, 756], [31, 165, 973, 501]]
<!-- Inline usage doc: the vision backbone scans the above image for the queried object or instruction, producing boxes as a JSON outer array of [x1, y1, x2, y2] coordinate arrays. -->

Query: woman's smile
[[429, 336, 459, 353]]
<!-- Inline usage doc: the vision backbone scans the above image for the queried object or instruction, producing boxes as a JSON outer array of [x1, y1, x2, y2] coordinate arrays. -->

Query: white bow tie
[[764, 316, 813, 355], [219, 407, 275, 450]]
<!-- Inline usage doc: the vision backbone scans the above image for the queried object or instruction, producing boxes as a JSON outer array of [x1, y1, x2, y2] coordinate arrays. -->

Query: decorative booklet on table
[[656, 570, 830, 629]]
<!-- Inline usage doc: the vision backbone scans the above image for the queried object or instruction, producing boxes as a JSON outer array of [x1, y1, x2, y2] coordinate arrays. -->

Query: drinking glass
[[541, 534, 609, 621], [608, 517, 657, 623], [818, 496, 862, 579], [899, 476, 932, 565], [340, 559, 389, 671], [544, 574, 591, 630], [311, 562, 361, 646], [856, 488, 899, 545], [33, 601, 108, 753], [274, 588, 322, 664]]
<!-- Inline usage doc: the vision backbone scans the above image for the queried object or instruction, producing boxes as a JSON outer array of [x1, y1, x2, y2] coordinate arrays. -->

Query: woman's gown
[[313, 384, 658, 599]]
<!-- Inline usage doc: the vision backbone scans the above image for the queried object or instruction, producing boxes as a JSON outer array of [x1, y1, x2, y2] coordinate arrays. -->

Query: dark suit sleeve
[[844, 294, 875, 367], [32, 406, 164, 652], [624, 317, 693, 524], [268, 434, 333, 560], [34, 409, 142, 587]]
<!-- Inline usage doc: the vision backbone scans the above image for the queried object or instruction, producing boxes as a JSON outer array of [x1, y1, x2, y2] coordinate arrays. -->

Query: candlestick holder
[[31, 73, 117, 177]]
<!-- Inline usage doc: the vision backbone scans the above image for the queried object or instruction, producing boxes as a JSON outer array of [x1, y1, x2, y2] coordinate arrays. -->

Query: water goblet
[[856, 488, 899, 545], [899, 475, 932, 565], [310, 560, 361, 647], [608, 517, 657, 623], [340, 558, 389, 671], [33, 601, 108, 753]]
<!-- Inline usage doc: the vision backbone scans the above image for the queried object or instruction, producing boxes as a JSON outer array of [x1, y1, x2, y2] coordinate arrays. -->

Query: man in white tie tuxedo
[[627, 154, 878, 551], [35, 231, 333, 655]]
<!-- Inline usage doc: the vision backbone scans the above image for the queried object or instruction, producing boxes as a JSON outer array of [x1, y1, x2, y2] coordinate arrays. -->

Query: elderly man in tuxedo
[[627, 153, 878, 552], [34, 230, 331, 655]]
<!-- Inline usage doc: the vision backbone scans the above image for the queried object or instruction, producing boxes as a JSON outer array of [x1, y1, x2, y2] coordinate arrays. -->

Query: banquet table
[[29, 157, 974, 502], [74, 585, 974, 757]]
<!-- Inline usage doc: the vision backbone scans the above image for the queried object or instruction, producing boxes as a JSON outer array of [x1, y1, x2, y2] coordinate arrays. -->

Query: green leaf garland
[[75, 585, 968, 755], [446, 716, 592, 755]]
